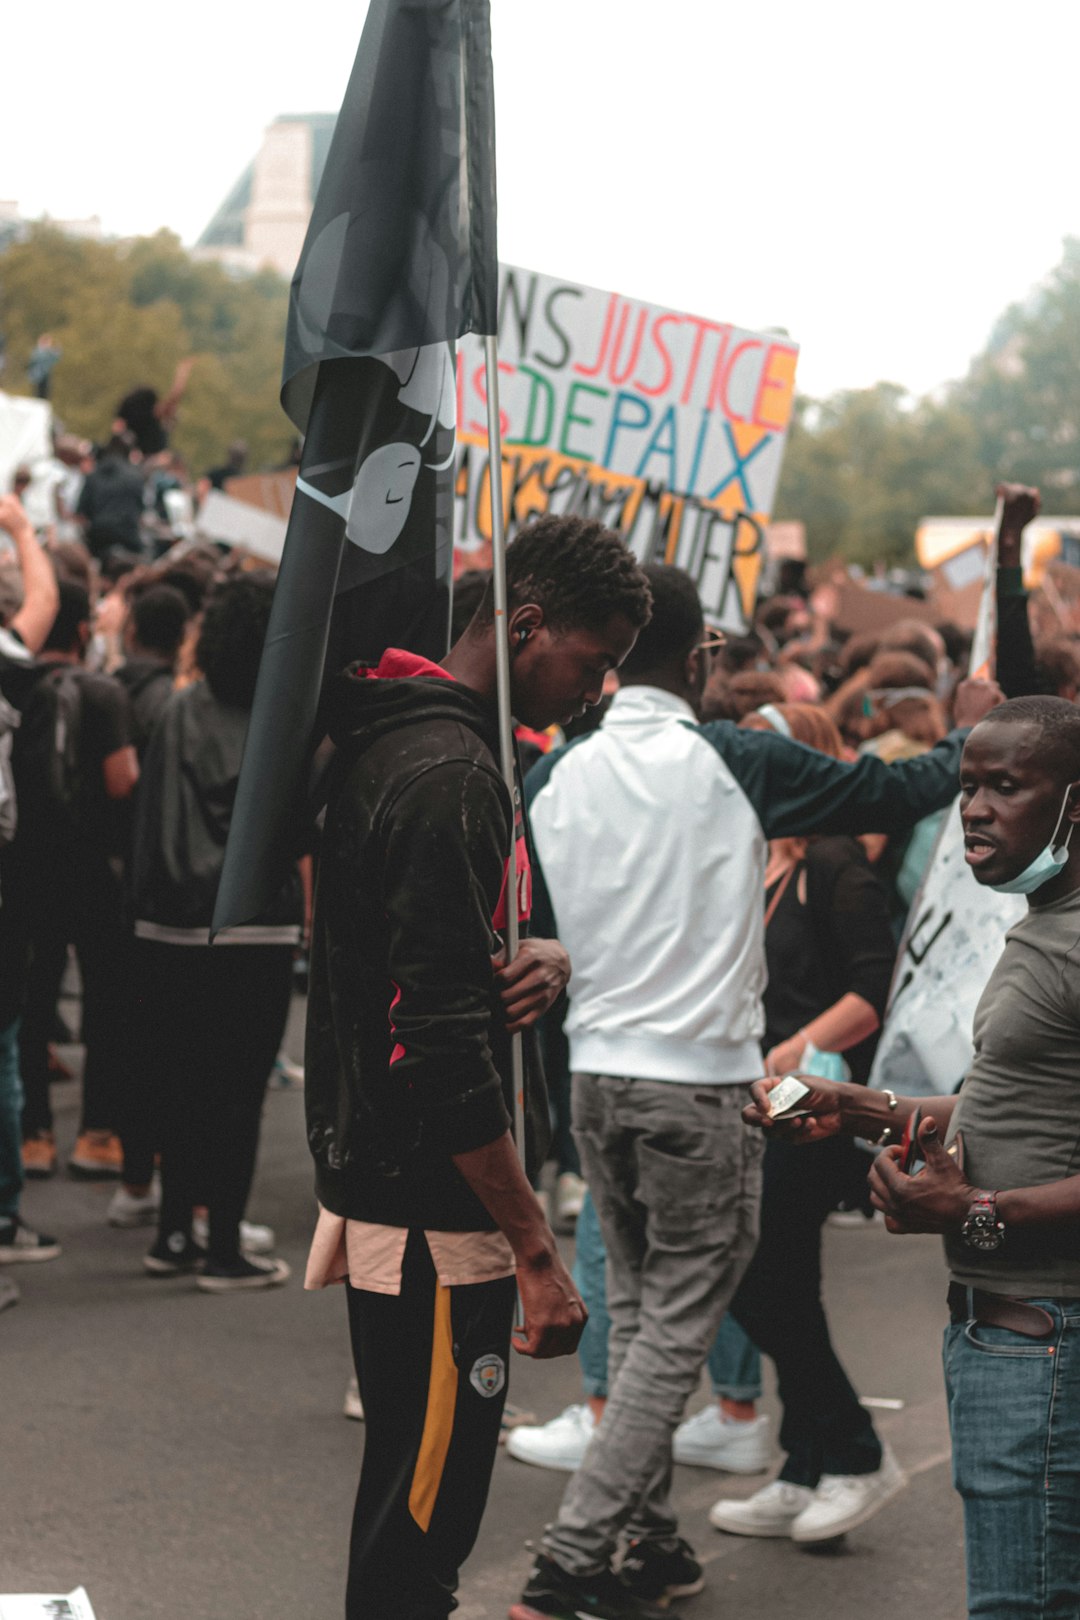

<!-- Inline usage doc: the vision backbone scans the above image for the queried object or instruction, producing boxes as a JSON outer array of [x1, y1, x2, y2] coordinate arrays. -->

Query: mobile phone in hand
[[899, 1106, 926, 1176]]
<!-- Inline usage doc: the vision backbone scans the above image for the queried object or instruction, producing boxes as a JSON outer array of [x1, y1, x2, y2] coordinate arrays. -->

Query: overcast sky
[[3, 0, 1076, 399]]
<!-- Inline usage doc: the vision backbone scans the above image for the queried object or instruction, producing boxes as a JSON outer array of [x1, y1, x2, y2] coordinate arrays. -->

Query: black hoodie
[[305, 649, 550, 1231]]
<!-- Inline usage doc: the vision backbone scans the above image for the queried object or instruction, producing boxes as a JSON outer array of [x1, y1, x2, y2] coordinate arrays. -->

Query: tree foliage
[[775, 236, 1080, 563], [0, 226, 292, 475], [4, 225, 1080, 563]]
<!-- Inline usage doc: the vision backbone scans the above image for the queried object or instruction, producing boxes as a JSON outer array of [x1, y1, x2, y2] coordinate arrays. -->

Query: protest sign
[[0, 1590, 97, 1620], [0, 391, 51, 496], [456, 265, 799, 628], [869, 536, 1023, 1096]]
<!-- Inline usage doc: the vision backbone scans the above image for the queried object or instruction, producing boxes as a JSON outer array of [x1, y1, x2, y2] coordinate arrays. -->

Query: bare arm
[[765, 992, 881, 1077], [0, 495, 58, 654], [156, 357, 195, 425], [452, 1131, 586, 1358], [744, 1075, 957, 1144], [102, 744, 139, 801]]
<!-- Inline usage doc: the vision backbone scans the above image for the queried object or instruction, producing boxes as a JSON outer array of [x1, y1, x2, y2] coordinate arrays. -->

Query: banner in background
[[870, 533, 1024, 1096], [455, 266, 799, 629]]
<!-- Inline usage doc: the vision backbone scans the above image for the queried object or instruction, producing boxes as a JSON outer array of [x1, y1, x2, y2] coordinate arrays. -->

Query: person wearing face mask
[[744, 693, 1080, 1620]]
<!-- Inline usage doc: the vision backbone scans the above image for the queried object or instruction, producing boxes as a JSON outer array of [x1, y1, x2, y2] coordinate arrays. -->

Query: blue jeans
[[573, 1190, 611, 1398], [944, 1294, 1080, 1619], [708, 1314, 763, 1403], [0, 1018, 24, 1220], [573, 1188, 764, 1403]]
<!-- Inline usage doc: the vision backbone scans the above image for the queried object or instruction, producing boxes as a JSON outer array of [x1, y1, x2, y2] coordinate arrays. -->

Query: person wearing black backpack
[[5, 579, 138, 1180]]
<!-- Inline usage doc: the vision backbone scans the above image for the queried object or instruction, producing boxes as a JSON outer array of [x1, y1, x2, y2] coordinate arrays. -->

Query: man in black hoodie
[[303, 514, 653, 1620]]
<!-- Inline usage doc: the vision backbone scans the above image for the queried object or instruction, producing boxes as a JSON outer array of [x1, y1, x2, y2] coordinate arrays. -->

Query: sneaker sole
[[709, 1510, 800, 1538], [791, 1472, 908, 1543], [69, 1163, 123, 1181], [23, 1164, 57, 1180], [108, 1211, 160, 1228], [675, 1449, 770, 1474], [0, 1244, 61, 1264], [143, 1256, 203, 1276], [195, 1263, 291, 1293], [508, 1606, 588, 1620]]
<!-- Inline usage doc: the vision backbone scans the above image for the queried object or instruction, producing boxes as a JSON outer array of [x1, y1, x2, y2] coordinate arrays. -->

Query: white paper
[[0, 1589, 97, 1620]]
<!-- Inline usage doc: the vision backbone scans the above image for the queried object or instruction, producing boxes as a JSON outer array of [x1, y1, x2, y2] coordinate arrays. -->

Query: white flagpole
[[482, 334, 527, 1172]]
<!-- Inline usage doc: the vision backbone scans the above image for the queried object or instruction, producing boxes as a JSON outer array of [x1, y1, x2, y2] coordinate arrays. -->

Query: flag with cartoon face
[[213, 0, 497, 934]]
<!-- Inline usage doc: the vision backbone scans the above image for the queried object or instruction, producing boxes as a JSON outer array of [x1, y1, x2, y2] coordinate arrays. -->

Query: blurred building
[[195, 114, 336, 280]]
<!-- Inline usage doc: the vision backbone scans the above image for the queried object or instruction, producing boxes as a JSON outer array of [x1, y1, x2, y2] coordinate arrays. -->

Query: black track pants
[[345, 1231, 516, 1619]]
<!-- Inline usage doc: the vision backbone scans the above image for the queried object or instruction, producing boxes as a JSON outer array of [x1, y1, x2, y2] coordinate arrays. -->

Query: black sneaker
[[0, 1216, 61, 1263], [143, 1233, 206, 1276], [509, 1554, 669, 1620], [195, 1254, 291, 1293], [620, 1536, 705, 1601]]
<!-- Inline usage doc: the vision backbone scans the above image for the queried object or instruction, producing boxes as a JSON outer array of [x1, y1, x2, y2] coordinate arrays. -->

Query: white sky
[[2, 0, 1077, 399]]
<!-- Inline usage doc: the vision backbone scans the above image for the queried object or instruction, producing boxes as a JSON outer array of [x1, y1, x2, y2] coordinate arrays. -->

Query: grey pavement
[[2, 999, 966, 1620]]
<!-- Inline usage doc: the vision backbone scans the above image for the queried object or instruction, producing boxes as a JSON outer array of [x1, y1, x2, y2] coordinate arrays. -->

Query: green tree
[[0, 225, 292, 474], [958, 236, 1080, 512], [773, 384, 987, 565]]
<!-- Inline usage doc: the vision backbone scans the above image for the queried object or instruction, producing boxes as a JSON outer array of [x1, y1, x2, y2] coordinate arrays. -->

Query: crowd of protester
[[2, 400, 1075, 1616]]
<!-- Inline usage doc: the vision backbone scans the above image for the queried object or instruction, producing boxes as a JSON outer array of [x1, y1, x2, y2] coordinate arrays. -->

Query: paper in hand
[[768, 1076, 811, 1118]]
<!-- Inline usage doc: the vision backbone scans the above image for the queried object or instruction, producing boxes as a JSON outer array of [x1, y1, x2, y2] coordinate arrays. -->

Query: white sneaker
[[274, 1052, 305, 1087], [709, 1479, 814, 1537], [192, 1215, 275, 1255], [343, 1375, 364, 1421], [554, 1171, 586, 1225], [790, 1444, 907, 1542], [674, 1407, 771, 1473], [107, 1183, 161, 1228], [506, 1403, 596, 1471]]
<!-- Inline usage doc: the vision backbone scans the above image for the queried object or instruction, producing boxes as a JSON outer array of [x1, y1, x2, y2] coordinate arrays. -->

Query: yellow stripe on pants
[[408, 1281, 457, 1532]]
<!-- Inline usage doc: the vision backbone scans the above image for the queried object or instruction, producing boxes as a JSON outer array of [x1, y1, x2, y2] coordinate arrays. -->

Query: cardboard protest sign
[[0, 391, 51, 497], [0, 1590, 97, 1620], [197, 269, 798, 630], [456, 265, 799, 629], [869, 538, 1023, 1096]]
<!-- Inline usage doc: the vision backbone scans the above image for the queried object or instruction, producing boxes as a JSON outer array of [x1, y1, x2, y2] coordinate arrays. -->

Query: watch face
[[964, 1213, 1004, 1252]]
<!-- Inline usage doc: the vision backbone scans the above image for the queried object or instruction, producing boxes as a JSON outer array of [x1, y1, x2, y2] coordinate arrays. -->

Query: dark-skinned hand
[[742, 1074, 845, 1144], [996, 481, 1041, 569], [493, 937, 571, 1034], [868, 1116, 975, 1234], [512, 1248, 587, 1359], [952, 676, 1005, 729]]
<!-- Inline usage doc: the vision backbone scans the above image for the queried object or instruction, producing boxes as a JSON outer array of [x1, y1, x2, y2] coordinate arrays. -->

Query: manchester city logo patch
[[469, 1353, 506, 1399]]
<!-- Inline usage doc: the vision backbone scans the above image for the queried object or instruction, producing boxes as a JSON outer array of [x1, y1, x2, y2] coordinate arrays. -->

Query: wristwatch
[[961, 1191, 1005, 1253]]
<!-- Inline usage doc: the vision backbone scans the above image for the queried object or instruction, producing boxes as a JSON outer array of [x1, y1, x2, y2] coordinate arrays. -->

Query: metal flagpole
[[482, 333, 527, 1171]]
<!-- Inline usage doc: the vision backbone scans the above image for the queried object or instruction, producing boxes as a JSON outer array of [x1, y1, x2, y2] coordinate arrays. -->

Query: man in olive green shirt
[[747, 692, 1080, 1620]]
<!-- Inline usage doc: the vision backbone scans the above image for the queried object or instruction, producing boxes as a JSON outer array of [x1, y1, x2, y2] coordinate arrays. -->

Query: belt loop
[[965, 1285, 975, 1320]]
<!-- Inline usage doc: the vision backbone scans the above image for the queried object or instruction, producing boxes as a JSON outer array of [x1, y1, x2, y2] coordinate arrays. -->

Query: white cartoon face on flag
[[296, 342, 456, 558]]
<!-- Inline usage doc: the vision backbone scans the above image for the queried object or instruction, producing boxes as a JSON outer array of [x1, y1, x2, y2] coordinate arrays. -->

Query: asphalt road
[[2, 997, 967, 1620]]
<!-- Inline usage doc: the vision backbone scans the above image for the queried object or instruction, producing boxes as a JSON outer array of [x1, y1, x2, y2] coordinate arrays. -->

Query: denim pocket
[[636, 1139, 724, 1234], [963, 1320, 1056, 1358]]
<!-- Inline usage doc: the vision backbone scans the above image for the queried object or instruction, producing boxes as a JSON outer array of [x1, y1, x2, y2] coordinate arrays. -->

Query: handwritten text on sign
[[455, 267, 799, 629]]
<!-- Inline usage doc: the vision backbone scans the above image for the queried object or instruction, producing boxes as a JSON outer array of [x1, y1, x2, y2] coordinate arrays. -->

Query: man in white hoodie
[[512, 565, 1000, 1620]]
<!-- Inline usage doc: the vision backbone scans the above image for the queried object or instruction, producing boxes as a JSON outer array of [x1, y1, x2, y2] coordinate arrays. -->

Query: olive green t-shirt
[[946, 885, 1080, 1297]]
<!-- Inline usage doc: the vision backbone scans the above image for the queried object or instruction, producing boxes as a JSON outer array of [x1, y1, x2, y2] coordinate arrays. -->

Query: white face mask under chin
[[990, 784, 1079, 896]]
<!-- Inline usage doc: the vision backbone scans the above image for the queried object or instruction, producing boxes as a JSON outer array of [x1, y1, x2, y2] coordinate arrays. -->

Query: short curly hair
[[196, 572, 276, 708], [473, 514, 652, 635]]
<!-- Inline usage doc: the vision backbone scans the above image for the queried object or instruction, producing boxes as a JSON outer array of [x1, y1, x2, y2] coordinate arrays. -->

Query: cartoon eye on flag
[[213, 0, 498, 934]]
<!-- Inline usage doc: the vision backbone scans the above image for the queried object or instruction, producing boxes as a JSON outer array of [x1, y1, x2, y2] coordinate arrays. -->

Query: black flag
[[213, 0, 497, 933]]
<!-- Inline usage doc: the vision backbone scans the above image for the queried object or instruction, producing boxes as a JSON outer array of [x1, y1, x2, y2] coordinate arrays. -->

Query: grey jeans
[[544, 1073, 763, 1575]]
